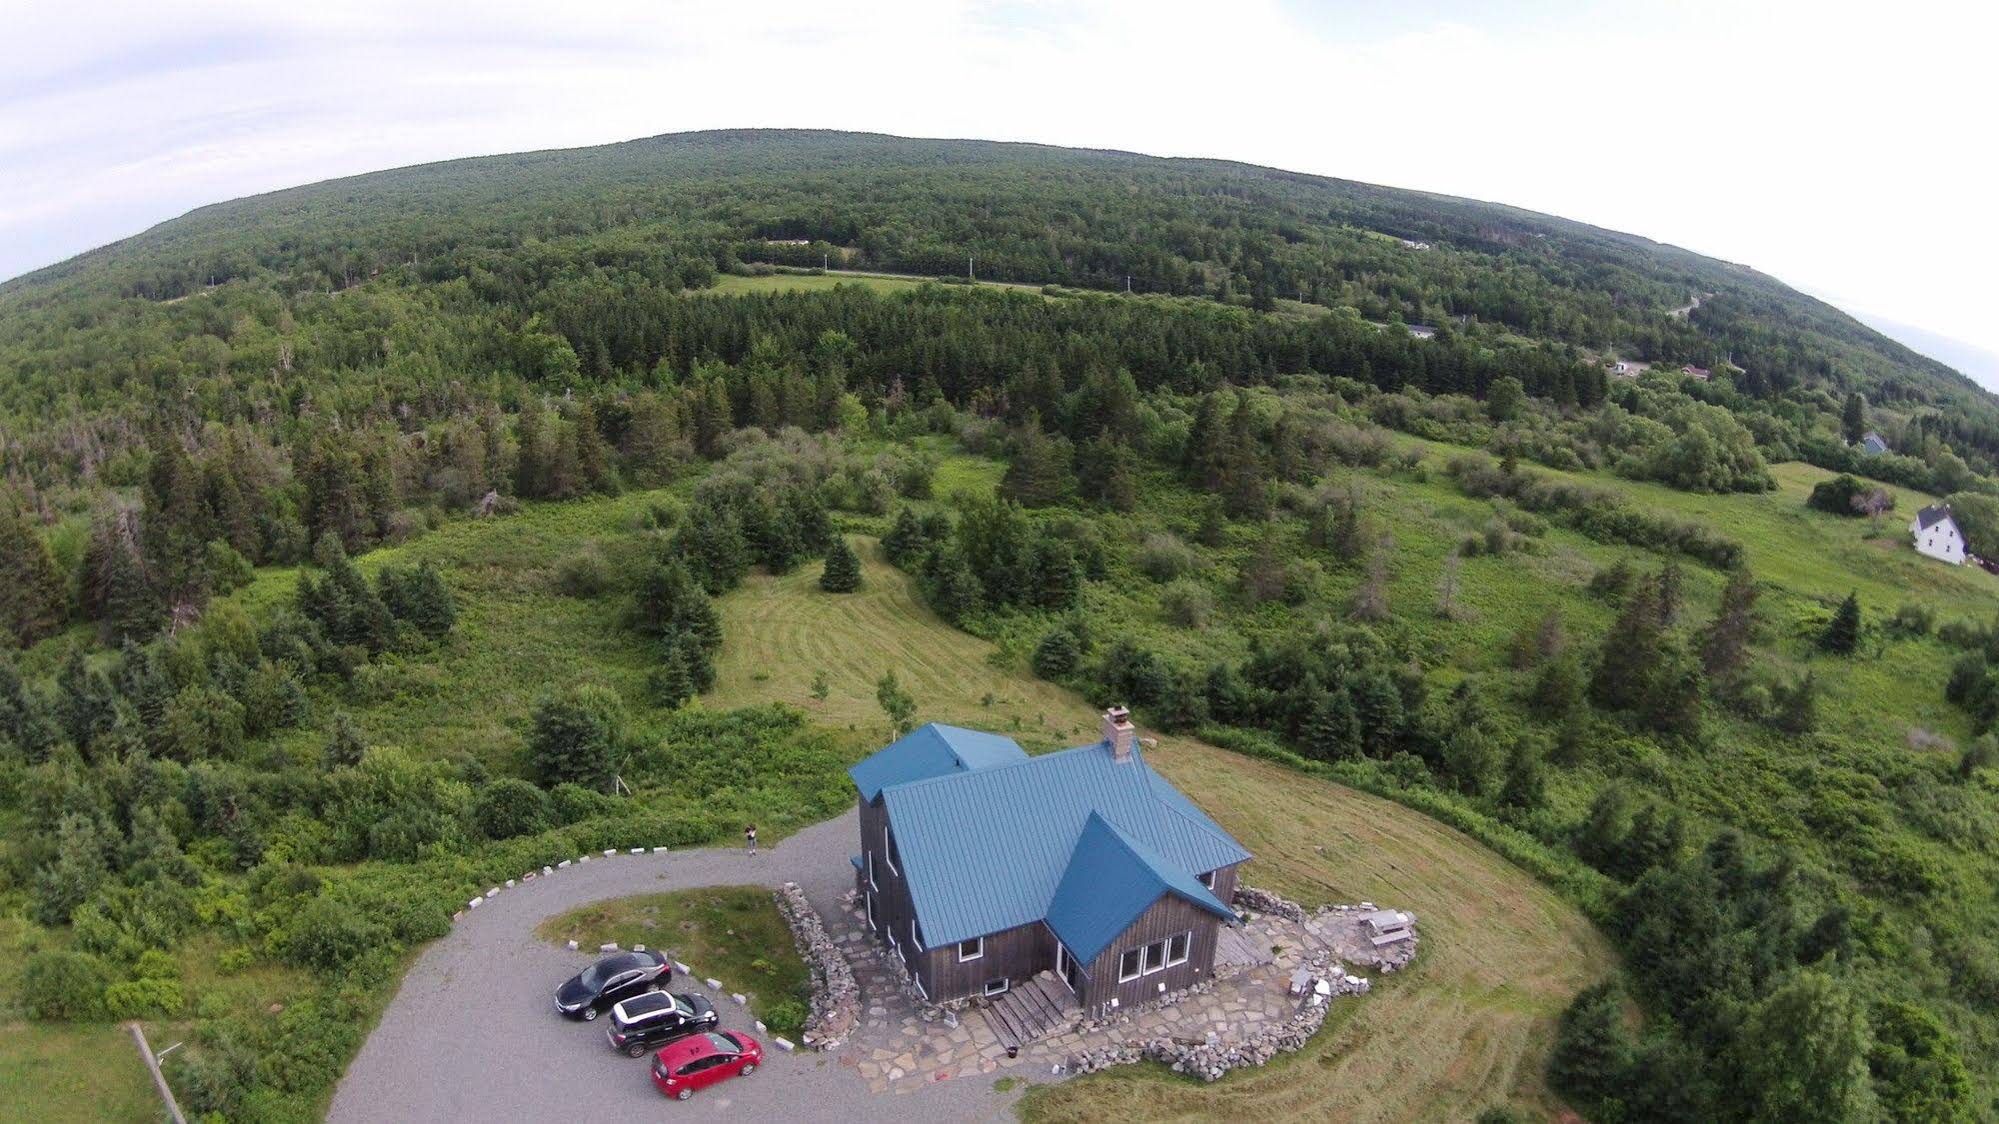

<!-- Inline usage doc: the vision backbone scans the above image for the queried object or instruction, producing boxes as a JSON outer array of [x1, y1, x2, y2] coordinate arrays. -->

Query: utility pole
[[968, 255, 974, 281]]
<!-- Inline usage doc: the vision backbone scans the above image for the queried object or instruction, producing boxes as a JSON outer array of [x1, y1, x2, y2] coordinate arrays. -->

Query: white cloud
[[1, 0, 1994, 363]]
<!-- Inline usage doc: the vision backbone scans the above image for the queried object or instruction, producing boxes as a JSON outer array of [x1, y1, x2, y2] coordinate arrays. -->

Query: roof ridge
[[877, 738, 1106, 797]]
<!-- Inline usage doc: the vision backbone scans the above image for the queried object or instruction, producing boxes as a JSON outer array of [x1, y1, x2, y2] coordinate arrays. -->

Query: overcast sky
[[4, 0, 1995, 383]]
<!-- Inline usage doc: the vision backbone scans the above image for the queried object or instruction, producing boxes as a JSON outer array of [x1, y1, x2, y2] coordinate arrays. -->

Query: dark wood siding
[[1080, 894, 1223, 1012], [1205, 861, 1242, 906], [856, 795, 927, 989], [923, 920, 1047, 1001]]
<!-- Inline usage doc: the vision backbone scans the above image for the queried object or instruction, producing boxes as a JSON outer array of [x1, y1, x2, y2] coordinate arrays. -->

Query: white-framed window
[[1199, 870, 1216, 889], [1118, 947, 1142, 982], [1118, 932, 1194, 981], [958, 937, 984, 962], [882, 824, 899, 875], [983, 977, 1010, 997]]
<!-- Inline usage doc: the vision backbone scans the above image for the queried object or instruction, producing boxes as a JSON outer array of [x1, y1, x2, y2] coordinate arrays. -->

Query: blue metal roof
[[876, 740, 1250, 950], [1044, 812, 1236, 964], [847, 723, 1029, 802]]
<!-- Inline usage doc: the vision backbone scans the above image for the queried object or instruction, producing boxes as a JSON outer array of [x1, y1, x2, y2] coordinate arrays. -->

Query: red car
[[650, 1030, 763, 1100]]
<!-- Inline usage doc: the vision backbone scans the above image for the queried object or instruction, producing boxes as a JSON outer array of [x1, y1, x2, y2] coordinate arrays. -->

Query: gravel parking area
[[329, 809, 1024, 1122]]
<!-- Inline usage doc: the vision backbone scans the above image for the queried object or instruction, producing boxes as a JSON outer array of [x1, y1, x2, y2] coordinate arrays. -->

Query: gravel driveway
[[329, 809, 1024, 1122]]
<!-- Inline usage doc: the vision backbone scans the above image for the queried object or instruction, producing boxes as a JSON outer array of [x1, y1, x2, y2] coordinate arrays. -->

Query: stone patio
[[817, 889, 1410, 1094]]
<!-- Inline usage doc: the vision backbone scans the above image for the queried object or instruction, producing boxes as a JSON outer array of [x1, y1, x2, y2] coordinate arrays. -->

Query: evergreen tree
[[999, 418, 1072, 508], [1183, 392, 1229, 490], [1032, 626, 1083, 680], [1654, 559, 1684, 627], [819, 536, 862, 593], [1841, 392, 1867, 445], [1500, 739, 1547, 810], [1820, 591, 1861, 655], [650, 644, 695, 708], [882, 507, 928, 568], [1548, 981, 1636, 1116], [322, 712, 368, 769], [1302, 688, 1362, 761], [1026, 537, 1081, 610], [1700, 568, 1760, 684], [1773, 671, 1818, 734], [1591, 581, 1663, 710], [527, 685, 624, 792], [1350, 670, 1405, 756], [32, 814, 109, 926], [0, 496, 66, 647]]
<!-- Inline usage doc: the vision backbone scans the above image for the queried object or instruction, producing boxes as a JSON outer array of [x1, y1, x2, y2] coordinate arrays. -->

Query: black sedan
[[605, 991, 719, 1057], [554, 950, 672, 1020]]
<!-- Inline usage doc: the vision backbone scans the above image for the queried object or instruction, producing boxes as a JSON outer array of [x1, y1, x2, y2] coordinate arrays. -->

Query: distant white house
[[1681, 364, 1713, 381], [1860, 431, 1889, 456], [1912, 504, 1967, 566]]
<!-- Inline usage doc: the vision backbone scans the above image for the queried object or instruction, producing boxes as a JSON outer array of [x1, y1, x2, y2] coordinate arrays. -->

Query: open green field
[[703, 535, 1613, 1118], [536, 886, 811, 1031], [0, 1021, 161, 1123], [708, 269, 1048, 298]]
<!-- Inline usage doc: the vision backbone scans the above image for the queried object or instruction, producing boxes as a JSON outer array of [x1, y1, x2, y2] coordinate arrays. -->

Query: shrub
[[474, 778, 550, 839], [1032, 627, 1083, 680], [19, 949, 108, 1020], [104, 976, 185, 1018], [761, 997, 807, 1035], [1160, 580, 1216, 629], [1137, 533, 1197, 582], [554, 547, 615, 598]]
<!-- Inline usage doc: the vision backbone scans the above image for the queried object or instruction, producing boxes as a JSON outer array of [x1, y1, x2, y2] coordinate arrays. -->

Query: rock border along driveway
[[327, 809, 1020, 1123]]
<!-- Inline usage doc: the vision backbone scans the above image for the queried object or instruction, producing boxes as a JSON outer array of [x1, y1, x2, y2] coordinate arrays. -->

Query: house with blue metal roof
[[849, 707, 1250, 1014]]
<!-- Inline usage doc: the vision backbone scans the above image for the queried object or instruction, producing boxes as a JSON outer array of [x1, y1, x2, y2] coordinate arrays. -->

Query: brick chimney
[[1102, 706, 1137, 763]]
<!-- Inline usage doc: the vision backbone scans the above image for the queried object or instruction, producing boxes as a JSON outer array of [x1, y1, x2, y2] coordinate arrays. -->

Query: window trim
[[1118, 947, 1143, 982], [958, 937, 984, 962], [909, 918, 921, 952], [882, 824, 898, 876], [1199, 869, 1216, 889], [867, 850, 878, 891], [865, 890, 876, 931], [1142, 940, 1166, 975], [983, 977, 1010, 997], [1166, 930, 1191, 967]]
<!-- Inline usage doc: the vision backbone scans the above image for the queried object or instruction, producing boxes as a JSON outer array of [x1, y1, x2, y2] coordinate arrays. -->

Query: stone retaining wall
[[773, 881, 860, 1049], [1231, 884, 1305, 922]]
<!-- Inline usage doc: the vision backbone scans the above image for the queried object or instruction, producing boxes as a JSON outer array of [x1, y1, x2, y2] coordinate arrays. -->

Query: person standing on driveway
[[745, 824, 758, 856]]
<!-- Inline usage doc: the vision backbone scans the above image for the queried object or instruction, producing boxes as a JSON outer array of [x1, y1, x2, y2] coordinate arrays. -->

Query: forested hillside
[[4, 130, 1999, 1121]]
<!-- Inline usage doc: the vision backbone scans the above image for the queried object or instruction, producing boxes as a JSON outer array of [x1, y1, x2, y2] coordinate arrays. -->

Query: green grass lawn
[[536, 886, 811, 1031], [0, 1021, 162, 1124]]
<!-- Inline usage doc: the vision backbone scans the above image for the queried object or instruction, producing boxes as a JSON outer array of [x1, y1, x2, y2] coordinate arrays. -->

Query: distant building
[[1406, 324, 1437, 340], [1860, 431, 1889, 456], [1912, 504, 1967, 566], [1606, 360, 1632, 377], [1398, 238, 1432, 250], [1681, 365, 1712, 381]]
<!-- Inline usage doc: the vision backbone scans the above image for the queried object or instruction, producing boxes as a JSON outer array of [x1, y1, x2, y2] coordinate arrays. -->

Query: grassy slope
[[705, 534, 1613, 1118]]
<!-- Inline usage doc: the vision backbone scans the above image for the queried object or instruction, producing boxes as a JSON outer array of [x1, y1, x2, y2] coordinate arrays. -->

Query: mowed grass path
[[706, 541, 1612, 1119], [708, 538, 1094, 747]]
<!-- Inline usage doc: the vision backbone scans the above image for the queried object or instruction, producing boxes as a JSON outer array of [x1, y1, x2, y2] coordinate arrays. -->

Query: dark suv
[[606, 991, 720, 1056]]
